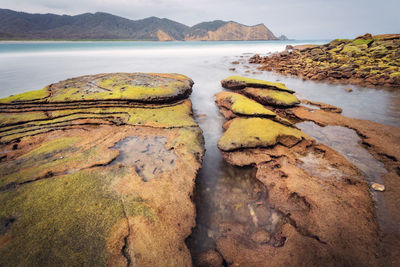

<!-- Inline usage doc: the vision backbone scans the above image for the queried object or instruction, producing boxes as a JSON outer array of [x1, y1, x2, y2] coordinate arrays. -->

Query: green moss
[[0, 73, 192, 103], [0, 111, 48, 126], [390, 72, 400, 78], [352, 39, 373, 46], [0, 168, 152, 266], [0, 101, 197, 143], [170, 127, 204, 156], [243, 88, 300, 107], [0, 137, 114, 187], [217, 92, 276, 117], [218, 117, 304, 151], [0, 87, 50, 103], [341, 45, 363, 55], [222, 76, 295, 93]]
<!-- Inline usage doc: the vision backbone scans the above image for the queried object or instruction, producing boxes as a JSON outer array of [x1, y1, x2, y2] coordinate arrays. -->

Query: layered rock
[[0, 73, 204, 266], [243, 88, 300, 107], [221, 76, 294, 93], [249, 33, 400, 88], [214, 76, 381, 265]]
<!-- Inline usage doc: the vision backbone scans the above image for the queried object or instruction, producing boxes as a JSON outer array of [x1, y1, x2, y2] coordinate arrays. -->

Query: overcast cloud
[[0, 0, 399, 39]]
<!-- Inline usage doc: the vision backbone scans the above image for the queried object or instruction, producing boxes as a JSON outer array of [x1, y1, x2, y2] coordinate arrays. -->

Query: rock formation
[[185, 22, 277, 41], [249, 33, 400, 88], [213, 76, 383, 266], [0, 73, 204, 266]]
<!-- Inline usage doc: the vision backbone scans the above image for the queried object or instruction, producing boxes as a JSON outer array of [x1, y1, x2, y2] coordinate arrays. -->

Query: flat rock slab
[[243, 87, 300, 107], [0, 73, 204, 266], [0, 73, 194, 104], [215, 92, 276, 117], [221, 76, 295, 93], [218, 117, 304, 151]]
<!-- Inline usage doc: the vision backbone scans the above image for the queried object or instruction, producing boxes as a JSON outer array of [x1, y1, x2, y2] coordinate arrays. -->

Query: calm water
[[1, 41, 399, 261], [0, 40, 399, 127]]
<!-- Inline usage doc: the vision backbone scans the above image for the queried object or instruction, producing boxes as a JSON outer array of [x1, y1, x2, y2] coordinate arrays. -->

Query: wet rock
[[215, 89, 383, 265], [231, 61, 240, 64], [221, 76, 295, 93], [0, 73, 204, 266], [344, 87, 353, 92], [301, 99, 342, 113]]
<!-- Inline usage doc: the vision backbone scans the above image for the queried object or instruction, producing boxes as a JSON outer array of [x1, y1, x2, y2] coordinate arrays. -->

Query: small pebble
[[371, 183, 385, 192]]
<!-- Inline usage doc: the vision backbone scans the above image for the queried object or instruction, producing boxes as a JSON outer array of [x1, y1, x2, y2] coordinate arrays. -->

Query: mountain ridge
[[0, 9, 280, 41]]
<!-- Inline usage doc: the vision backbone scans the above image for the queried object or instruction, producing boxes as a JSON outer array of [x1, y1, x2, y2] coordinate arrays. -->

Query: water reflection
[[296, 121, 387, 183]]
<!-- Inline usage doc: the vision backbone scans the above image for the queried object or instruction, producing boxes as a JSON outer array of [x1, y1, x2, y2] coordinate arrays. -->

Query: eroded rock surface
[[215, 76, 381, 266], [221, 76, 295, 93], [0, 73, 204, 266]]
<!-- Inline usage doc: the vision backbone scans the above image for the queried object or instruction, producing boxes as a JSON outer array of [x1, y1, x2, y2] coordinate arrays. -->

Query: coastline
[[0, 40, 399, 265]]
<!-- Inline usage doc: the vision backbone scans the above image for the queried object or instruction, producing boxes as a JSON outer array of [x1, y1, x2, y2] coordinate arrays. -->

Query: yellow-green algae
[[218, 117, 304, 151], [243, 88, 300, 107], [0, 101, 197, 143], [0, 87, 50, 104], [0, 111, 49, 126], [216, 92, 276, 117], [0, 137, 115, 188], [0, 168, 154, 266], [0, 73, 192, 104], [222, 76, 295, 93]]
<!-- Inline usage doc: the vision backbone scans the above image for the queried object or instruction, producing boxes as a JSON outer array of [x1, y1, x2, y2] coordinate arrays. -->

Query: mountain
[[185, 20, 277, 41], [0, 9, 279, 41]]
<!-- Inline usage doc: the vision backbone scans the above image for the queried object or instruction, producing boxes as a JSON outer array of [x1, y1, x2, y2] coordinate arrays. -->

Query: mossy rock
[[243, 88, 300, 107], [221, 76, 295, 93], [218, 117, 304, 151], [0, 73, 193, 104], [215, 92, 276, 117]]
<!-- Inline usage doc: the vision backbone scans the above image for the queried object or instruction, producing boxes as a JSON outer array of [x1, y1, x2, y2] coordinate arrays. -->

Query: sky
[[0, 0, 399, 39]]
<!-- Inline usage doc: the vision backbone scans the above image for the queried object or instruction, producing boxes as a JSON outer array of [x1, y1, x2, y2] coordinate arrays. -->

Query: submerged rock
[[243, 87, 300, 107], [0, 73, 204, 266], [221, 76, 295, 93]]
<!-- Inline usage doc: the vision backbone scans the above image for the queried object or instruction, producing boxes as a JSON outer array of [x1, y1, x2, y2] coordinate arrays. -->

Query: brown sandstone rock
[[0, 73, 204, 266]]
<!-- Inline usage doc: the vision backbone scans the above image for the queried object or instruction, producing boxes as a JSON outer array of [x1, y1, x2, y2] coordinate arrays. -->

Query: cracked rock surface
[[215, 76, 382, 266], [0, 73, 204, 266]]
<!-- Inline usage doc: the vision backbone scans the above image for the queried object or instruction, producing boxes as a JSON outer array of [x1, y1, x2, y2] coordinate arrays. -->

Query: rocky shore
[[212, 76, 400, 266], [249, 33, 400, 88], [0, 73, 204, 266], [1, 72, 399, 266]]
